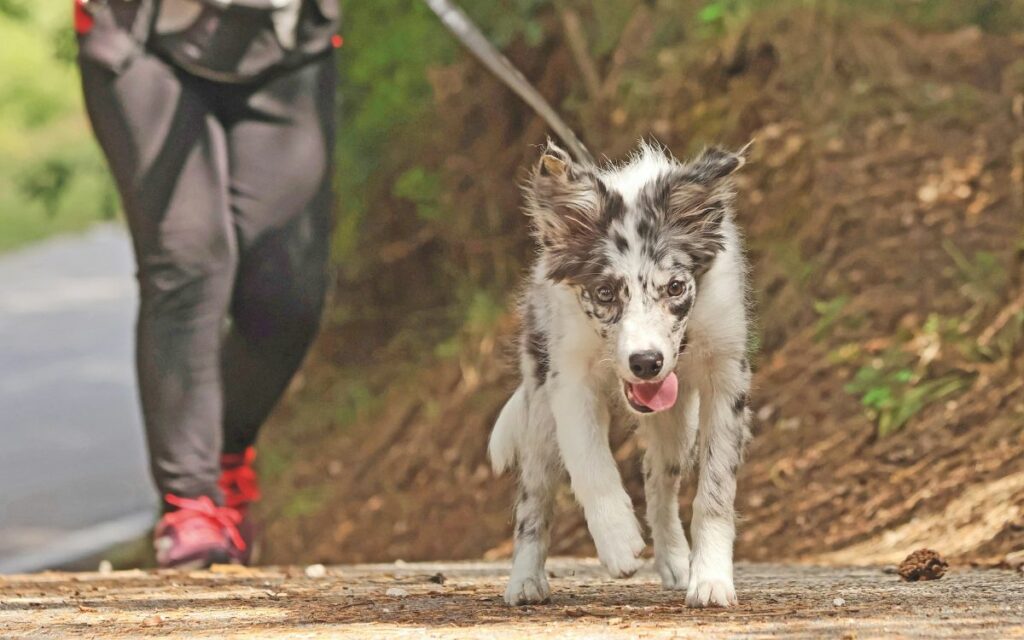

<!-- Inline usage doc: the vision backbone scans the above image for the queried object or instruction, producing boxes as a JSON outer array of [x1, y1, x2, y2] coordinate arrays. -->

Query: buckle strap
[[130, 0, 159, 44]]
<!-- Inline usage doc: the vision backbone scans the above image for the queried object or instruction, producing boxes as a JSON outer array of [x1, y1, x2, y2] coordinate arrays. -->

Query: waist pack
[[76, 0, 339, 82]]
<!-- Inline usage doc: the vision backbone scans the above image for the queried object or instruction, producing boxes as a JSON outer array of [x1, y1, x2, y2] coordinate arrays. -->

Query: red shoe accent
[[218, 447, 261, 564], [154, 495, 247, 568], [219, 447, 262, 510], [74, 0, 94, 35]]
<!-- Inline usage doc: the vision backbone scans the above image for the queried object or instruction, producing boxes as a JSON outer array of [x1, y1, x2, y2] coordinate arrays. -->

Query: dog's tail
[[488, 384, 526, 474]]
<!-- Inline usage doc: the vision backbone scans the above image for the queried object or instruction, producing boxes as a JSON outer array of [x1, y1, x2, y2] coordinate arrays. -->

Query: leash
[[423, 0, 596, 166]]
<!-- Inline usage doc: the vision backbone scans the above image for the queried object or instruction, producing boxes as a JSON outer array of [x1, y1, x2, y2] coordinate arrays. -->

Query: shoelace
[[219, 447, 262, 509], [164, 494, 247, 551]]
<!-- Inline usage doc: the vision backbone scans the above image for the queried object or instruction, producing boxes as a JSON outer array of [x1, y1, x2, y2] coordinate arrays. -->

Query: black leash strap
[[423, 0, 595, 166]]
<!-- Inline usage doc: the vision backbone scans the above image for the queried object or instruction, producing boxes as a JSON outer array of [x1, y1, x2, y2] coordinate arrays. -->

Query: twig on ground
[[978, 288, 1024, 347]]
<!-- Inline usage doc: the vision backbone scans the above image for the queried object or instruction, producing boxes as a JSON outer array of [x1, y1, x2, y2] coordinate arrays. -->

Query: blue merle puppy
[[489, 139, 753, 608]]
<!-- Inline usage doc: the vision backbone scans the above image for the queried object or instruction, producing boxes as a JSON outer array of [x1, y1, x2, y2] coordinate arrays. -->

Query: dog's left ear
[[680, 144, 748, 186], [665, 144, 750, 271]]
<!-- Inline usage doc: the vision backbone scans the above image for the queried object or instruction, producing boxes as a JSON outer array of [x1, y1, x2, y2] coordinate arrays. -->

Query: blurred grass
[[331, 0, 548, 276], [0, 3, 117, 252]]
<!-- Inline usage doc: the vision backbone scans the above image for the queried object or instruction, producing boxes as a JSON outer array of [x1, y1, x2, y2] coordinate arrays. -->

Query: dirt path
[[1, 559, 1021, 638]]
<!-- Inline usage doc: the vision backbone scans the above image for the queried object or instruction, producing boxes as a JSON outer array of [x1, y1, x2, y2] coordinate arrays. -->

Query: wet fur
[[489, 140, 753, 607]]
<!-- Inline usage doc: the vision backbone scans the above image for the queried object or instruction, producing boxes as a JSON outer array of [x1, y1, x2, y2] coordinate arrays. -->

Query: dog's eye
[[667, 279, 685, 297], [595, 285, 615, 303]]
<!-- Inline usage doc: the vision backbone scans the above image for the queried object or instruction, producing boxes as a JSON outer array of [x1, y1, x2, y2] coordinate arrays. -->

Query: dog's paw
[[655, 552, 689, 590], [504, 572, 551, 606], [591, 522, 645, 578], [685, 576, 737, 608]]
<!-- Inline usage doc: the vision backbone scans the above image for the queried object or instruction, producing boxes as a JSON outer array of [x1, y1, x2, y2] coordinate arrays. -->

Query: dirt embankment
[[256, 7, 1024, 568]]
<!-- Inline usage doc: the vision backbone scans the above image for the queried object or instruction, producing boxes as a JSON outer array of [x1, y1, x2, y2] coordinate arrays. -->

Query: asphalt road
[[0, 226, 156, 573], [0, 559, 1021, 638]]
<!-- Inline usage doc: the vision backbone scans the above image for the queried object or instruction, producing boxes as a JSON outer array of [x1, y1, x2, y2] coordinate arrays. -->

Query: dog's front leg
[[642, 390, 698, 590], [550, 378, 644, 578], [687, 358, 751, 608]]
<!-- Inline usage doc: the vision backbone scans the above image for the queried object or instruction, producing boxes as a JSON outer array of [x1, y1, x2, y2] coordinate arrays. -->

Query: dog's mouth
[[623, 372, 679, 414]]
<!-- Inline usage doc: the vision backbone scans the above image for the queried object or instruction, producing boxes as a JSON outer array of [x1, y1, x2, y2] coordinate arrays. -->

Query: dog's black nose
[[629, 351, 664, 380]]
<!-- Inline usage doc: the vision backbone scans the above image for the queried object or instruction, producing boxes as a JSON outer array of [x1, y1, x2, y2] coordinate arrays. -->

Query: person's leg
[[219, 54, 337, 454], [79, 53, 236, 503]]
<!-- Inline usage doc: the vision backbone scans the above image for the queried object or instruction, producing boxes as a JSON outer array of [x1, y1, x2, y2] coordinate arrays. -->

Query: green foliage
[[813, 295, 849, 340], [331, 0, 456, 262], [698, 1, 729, 24], [282, 486, 329, 519], [393, 166, 444, 221], [774, 239, 815, 285], [845, 363, 967, 437], [331, 381, 376, 428], [256, 447, 292, 485], [880, 0, 1024, 33], [943, 239, 1006, 309], [465, 289, 504, 332], [583, 1, 640, 58], [842, 315, 973, 437], [0, 3, 116, 251], [434, 335, 462, 360], [978, 310, 1024, 362], [691, 0, 781, 38], [18, 158, 72, 218], [434, 289, 506, 359], [332, 0, 549, 267], [690, 0, 1024, 37], [51, 25, 78, 66], [0, 0, 28, 21], [469, 0, 548, 48]]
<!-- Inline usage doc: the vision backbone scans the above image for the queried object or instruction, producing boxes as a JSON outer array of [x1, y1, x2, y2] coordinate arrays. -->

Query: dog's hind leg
[[641, 386, 699, 591], [504, 387, 560, 606]]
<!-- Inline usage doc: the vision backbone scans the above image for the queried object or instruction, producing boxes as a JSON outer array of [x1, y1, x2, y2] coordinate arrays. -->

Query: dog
[[488, 139, 753, 608]]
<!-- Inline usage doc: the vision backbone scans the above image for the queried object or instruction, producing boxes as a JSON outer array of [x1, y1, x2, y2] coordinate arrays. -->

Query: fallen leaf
[[142, 614, 164, 627], [209, 564, 255, 575]]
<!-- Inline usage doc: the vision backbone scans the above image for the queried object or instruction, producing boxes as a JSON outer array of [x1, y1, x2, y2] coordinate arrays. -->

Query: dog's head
[[526, 139, 746, 414]]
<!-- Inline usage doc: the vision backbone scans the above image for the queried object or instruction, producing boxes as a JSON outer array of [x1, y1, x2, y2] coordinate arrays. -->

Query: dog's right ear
[[527, 139, 601, 245], [537, 139, 572, 179]]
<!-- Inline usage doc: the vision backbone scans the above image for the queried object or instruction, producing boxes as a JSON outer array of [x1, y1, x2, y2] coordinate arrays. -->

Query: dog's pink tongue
[[630, 372, 679, 412]]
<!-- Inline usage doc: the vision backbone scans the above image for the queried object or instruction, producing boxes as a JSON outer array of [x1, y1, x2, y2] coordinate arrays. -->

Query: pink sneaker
[[154, 495, 246, 568], [218, 447, 262, 564]]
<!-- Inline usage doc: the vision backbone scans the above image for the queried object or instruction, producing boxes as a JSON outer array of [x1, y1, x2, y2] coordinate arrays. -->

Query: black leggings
[[80, 49, 335, 503]]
